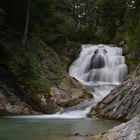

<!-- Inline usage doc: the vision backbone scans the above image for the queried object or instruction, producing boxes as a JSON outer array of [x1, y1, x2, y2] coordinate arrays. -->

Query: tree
[[94, 0, 127, 43], [21, 0, 31, 48]]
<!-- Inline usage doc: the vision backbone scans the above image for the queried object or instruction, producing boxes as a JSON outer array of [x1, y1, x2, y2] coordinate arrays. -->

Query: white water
[[64, 44, 128, 118], [8, 44, 128, 119], [69, 44, 127, 84]]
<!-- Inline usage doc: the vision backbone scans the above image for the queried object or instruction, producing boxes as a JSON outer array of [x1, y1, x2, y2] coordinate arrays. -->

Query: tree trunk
[[21, 0, 31, 48]]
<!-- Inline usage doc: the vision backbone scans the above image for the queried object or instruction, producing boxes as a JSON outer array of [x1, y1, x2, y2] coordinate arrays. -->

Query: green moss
[[118, 91, 126, 101], [90, 105, 102, 118], [26, 79, 51, 98], [81, 91, 93, 99]]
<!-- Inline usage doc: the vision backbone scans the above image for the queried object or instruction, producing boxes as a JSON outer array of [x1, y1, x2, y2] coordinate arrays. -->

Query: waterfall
[[60, 44, 128, 118], [8, 44, 128, 119], [69, 44, 127, 85]]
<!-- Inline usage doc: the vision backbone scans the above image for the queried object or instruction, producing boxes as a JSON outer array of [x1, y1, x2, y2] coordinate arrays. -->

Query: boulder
[[51, 76, 93, 107]]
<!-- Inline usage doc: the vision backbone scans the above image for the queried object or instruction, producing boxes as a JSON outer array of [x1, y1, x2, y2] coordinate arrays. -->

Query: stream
[[0, 44, 128, 140], [0, 118, 120, 140]]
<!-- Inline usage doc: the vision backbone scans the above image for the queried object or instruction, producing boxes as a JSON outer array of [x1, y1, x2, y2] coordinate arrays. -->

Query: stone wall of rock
[[90, 64, 140, 120]]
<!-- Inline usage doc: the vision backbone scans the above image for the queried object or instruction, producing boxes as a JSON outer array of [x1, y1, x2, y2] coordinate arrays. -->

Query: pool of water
[[0, 117, 120, 140]]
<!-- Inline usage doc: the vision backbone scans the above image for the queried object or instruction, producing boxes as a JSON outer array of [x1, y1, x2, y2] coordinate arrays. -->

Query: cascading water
[[5, 45, 126, 140], [69, 44, 127, 85], [60, 44, 128, 118], [8, 44, 128, 119]]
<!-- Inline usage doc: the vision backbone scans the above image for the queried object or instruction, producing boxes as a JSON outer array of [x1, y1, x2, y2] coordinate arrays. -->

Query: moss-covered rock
[[51, 75, 93, 107]]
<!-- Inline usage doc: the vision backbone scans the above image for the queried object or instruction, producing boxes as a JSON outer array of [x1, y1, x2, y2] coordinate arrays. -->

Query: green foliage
[[77, 25, 97, 43], [95, 0, 106, 6], [0, 35, 65, 109], [0, 8, 6, 26], [92, 0, 140, 68], [95, 26, 113, 43], [0, 0, 140, 110], [60, 41, 81, 70], [26, 79, 51, 98]]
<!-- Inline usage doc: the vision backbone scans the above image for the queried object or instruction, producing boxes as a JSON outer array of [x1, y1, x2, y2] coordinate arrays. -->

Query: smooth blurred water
[[69, 44, 128, 84], [67, 44, 128, 117], [0, 117, 120, 140]]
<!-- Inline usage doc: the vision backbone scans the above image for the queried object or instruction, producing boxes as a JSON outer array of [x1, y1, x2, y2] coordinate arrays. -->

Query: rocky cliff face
[[0, 89, 38, 115], [90, 63, 140, 120], [0, 80, 62, 114], [90, 114, 140, 140], [0, 76, 91, 115]]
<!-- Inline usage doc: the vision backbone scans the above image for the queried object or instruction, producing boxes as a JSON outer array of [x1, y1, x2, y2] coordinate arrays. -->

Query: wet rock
[[51, 76, 93, 107], [90, 63, 140, 120], [89, 54, 105, 70], [90, 114, 140, 140]]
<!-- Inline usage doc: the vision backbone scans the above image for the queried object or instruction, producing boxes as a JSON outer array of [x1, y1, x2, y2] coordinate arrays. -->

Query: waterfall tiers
[[69, 44, 128, 86], [60, 44, 128, 118]]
